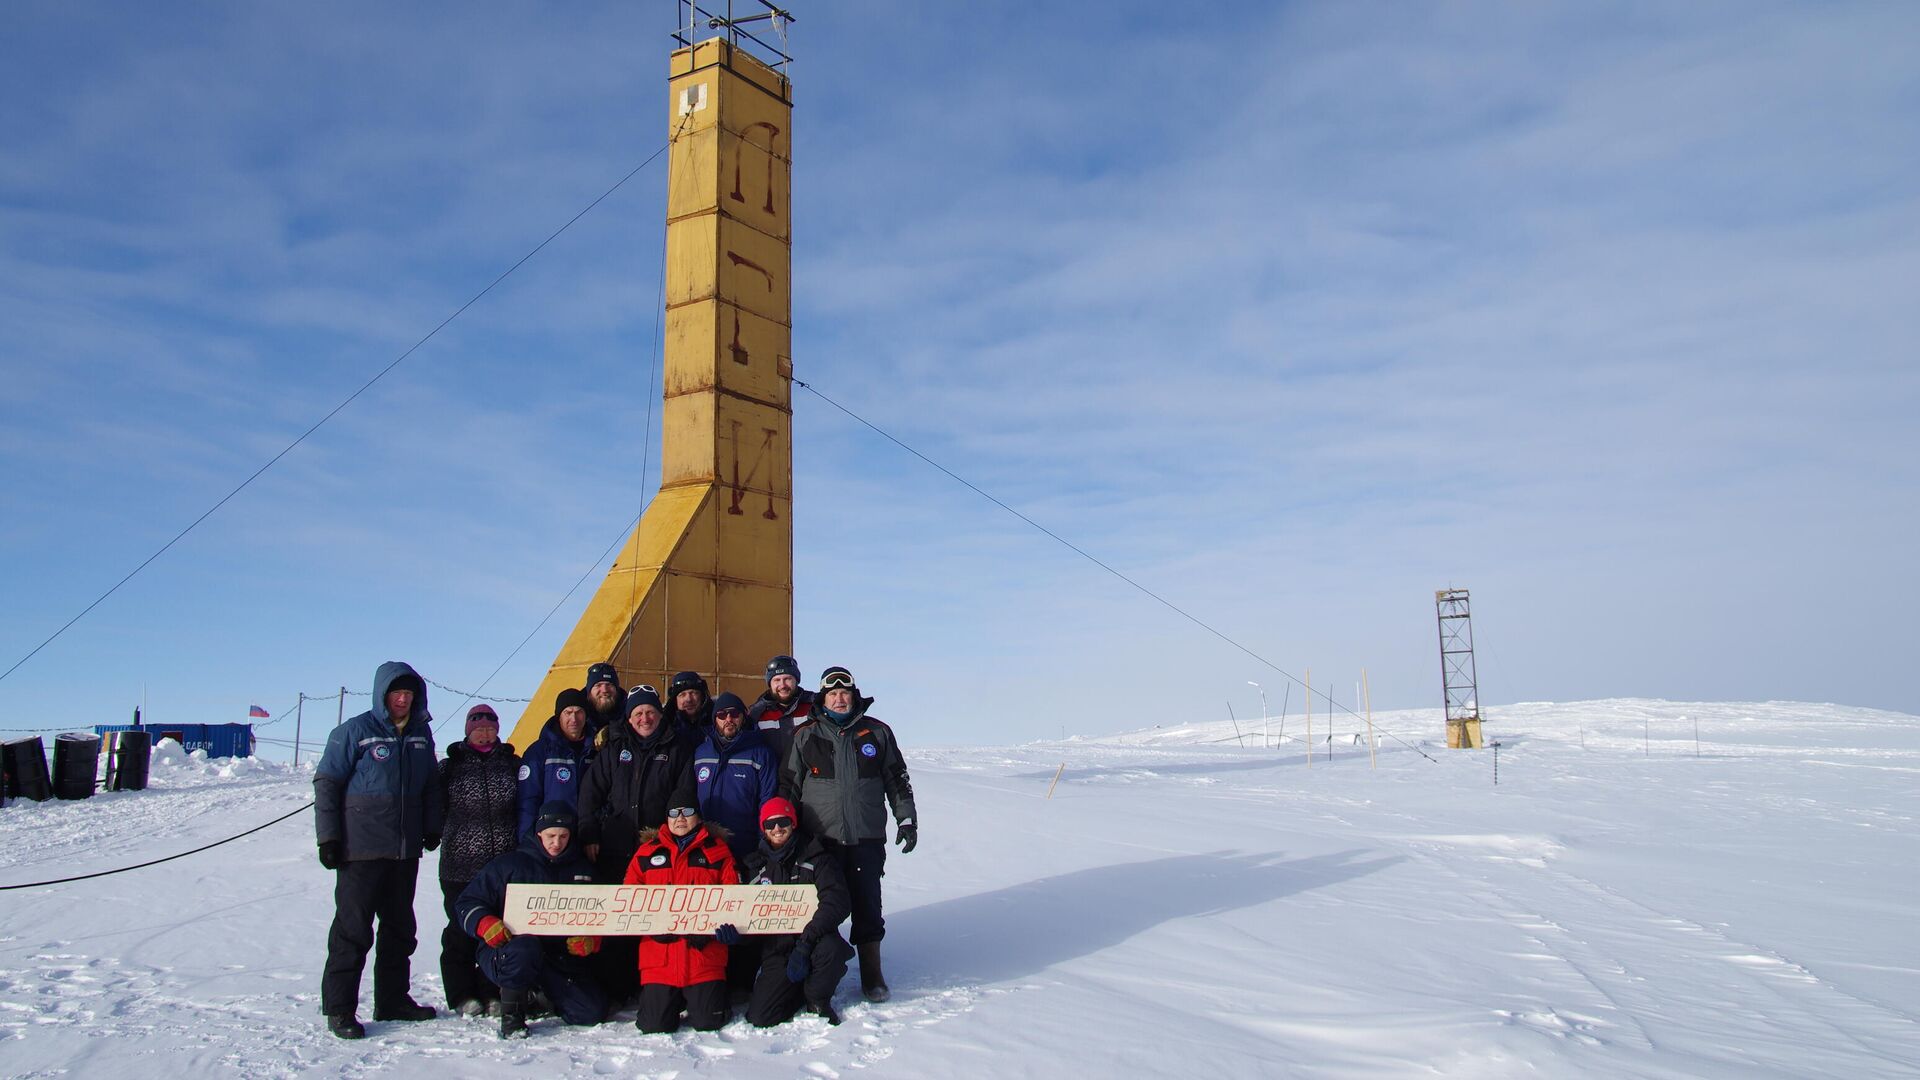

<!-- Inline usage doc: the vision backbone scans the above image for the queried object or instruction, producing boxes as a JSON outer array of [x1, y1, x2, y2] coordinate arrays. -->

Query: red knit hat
[[759, 797, 798, 829]]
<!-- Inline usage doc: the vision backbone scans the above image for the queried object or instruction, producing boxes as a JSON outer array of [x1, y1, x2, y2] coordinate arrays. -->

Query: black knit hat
[[625, 685, 663, 715], [585, 662, 621, 690], [534, 800, 577, 834], [765, 654, 801, 683], [554, 688, 591, 716], [669, 671, 709, 698]]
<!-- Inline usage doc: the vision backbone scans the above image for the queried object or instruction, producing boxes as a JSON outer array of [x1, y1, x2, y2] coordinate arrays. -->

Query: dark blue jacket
[[693, 723, 779, 858], [314, 661, 443, 861], [454, 832, 599, 962], [517, 717, 596, 839]]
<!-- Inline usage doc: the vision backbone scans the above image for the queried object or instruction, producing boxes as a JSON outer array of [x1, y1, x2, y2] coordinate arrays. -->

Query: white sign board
[[503, 883, 817, 937]]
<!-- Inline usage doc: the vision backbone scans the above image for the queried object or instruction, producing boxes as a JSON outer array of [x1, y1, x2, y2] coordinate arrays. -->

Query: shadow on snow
[[889, 848, 1402, 985]]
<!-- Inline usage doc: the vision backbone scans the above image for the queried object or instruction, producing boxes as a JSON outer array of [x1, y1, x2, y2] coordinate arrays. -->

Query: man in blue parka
[[516, 687, 597, 838], [314, 660, 445, 1038], [693, 692, 779, 863]]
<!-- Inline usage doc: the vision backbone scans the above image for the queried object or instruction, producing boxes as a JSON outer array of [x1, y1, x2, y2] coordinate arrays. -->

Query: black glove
[[786, 942, 812, 984], [422, 833, 441, 852], [896, 823, 917, 854], [714, 924, 742, 946], [318, 841, 343, 870]]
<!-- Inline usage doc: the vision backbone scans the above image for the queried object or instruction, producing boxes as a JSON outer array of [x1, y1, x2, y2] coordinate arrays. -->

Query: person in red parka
[[624, 802, 738, 1033]]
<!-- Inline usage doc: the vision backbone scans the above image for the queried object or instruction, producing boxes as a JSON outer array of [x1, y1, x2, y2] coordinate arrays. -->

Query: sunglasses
[[715, 707, 745, 719], [762, 817, 794, 831], [665, 807, 698, 819]]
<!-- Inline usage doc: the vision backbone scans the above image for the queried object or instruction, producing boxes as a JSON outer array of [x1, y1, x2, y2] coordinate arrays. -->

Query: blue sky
[[2, 1, 1915, 749]]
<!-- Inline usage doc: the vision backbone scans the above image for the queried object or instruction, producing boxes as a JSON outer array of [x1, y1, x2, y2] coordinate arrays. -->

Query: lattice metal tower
[[1435, 588, 1485, 748]]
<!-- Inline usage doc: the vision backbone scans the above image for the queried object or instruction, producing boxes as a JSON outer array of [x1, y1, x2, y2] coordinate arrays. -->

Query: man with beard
[[576, 685, 696, 1002], [693, 692, 779, 863], [746, 654, 814, 763], [580, 662, 625, 742], [692, 690, 780, 994]]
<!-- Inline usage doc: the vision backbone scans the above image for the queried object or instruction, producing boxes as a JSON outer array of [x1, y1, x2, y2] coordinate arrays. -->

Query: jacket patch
[[697, 765, 712, 782], [518, 765, 531, 781], [650, 853, 669, 867], [370, 743, 393, 762], [555, 766, 572, 783], [859, 743, 877, 758], [619, 749, 633, 763]]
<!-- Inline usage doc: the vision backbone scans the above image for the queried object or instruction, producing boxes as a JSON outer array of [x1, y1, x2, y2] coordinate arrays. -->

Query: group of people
[[312, 656, 917, 1041]]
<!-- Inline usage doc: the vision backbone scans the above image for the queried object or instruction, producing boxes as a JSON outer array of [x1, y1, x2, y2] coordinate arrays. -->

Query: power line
[[793, 380, 1438, 764], [0, 140, 676, 688], [441, 507, 648, 721], [0, 800, 313, 891]]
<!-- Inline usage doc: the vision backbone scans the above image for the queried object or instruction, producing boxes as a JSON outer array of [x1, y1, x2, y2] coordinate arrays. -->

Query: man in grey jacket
[[781, 665, 916, 1002], [314, 660, 445, 1038]]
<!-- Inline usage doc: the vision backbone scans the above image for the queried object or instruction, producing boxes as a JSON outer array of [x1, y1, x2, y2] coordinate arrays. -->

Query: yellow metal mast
[[512, 34, 794, 746]]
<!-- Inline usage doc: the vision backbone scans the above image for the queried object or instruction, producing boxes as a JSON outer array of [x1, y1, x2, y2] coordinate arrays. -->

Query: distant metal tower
[[1435, 589, 1485, 748]]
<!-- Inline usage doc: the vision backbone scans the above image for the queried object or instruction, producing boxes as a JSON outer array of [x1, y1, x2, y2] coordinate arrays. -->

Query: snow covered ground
[[3, 699, 1916, 1078]]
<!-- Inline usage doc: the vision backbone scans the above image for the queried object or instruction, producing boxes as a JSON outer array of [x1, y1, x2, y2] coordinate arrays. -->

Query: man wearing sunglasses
[[781, 665, 917, 1002], [716, 796, 853, 1027]]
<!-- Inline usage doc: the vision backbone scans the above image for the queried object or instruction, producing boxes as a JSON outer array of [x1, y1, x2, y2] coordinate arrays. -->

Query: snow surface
[[2, 701, 1916, 1078]]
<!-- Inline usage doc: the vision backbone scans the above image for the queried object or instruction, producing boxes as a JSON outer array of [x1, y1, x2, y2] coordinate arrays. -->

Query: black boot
[[857, 942, 890, 1003], [326, 1013, 366, 1040], [499, 989, 529, 1040], [808, 998, 842, 1026], [373, 994, 436, 1021]]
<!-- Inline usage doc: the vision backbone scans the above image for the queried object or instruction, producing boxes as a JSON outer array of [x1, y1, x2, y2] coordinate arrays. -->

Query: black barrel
[[106, 730, 152, 792], [2, 737, 53, 802], [53, 733, 101, 800]]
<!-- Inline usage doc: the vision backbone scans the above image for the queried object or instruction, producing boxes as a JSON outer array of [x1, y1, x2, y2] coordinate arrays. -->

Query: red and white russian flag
[[248, 704, 271, 719]]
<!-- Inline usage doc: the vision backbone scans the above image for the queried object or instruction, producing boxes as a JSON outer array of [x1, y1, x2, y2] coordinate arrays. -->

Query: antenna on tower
[[674, 1, 796, 72], [1436, 588, 1486, 748]]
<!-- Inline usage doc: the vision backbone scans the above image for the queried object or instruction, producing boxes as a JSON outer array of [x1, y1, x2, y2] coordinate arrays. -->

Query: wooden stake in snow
[[1305, 669, 1313, 768], [1046, 762, 1066, 800], [1225, 700, 1245, 748], [1363, 668, 1377, 769]]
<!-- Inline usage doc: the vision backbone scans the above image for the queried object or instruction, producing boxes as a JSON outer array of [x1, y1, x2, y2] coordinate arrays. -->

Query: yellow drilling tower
[[511, 38, 794, 746]]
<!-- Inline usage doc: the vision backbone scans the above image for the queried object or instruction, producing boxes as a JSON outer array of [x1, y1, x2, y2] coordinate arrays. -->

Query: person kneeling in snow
[[624, 802, 738, 1033], [455, 801, 608, 1039], [716, 796, 853, 1027]]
